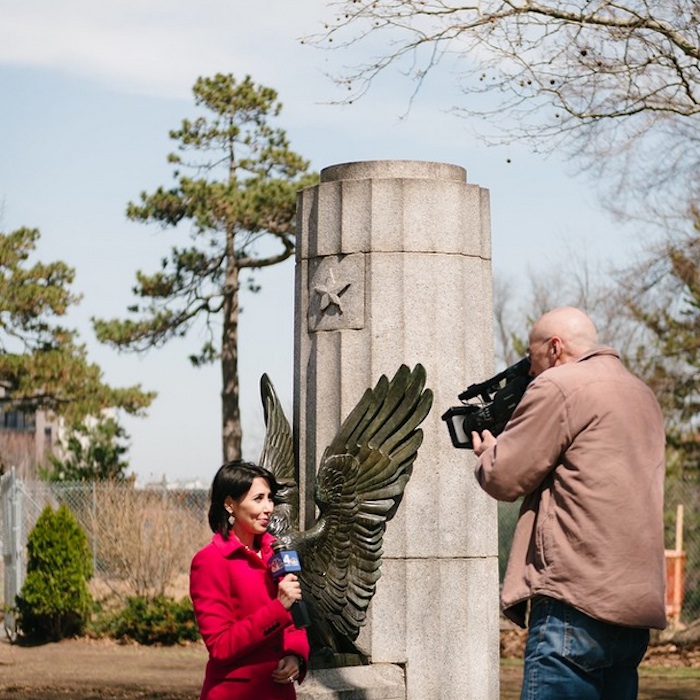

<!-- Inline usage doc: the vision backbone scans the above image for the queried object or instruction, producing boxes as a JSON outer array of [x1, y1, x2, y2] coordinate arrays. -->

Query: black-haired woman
[[190, 460, 309, 700]]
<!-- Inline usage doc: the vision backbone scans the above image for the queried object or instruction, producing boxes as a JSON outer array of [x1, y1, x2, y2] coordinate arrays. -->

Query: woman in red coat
[[190, 460, 310, 700]]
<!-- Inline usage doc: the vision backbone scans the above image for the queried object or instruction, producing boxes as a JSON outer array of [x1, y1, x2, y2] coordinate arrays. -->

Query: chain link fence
[[2, 471, 697, 640], [498, 475, 700, 628], [0, 471, 212, 638]]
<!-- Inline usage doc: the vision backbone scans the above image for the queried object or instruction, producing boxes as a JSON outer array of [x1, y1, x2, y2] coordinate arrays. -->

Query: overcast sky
[[0, 1, 642, 485]]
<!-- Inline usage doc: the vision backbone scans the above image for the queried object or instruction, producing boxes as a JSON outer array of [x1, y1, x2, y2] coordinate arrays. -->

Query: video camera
[[441, 357, 532, 449]]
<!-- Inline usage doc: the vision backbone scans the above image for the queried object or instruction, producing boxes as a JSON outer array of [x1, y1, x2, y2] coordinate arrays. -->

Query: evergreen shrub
[[16, 503, 93, 642], [106, 595, 200, 645]]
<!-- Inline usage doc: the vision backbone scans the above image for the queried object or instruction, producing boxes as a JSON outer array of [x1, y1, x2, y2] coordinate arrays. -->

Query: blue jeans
[[521, 596, 650, 700]]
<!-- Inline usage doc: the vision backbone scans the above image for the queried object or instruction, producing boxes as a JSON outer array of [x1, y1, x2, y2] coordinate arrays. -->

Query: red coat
[[190, 532, 310, 700]]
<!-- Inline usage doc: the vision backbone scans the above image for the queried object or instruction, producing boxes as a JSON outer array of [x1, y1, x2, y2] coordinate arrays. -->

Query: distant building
[[142, 476, 209, 491], [0, 383, 59, 480]]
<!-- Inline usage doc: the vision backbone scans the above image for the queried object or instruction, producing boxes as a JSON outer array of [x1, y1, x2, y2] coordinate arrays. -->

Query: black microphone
[[269, 542, 310, 629]]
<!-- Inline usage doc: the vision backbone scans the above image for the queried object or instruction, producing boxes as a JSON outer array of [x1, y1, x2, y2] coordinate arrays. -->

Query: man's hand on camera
[[471, 429, 496, 457]]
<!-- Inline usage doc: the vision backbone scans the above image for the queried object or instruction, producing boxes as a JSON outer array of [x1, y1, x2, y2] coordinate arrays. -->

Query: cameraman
[[472, 306, 666, 700]]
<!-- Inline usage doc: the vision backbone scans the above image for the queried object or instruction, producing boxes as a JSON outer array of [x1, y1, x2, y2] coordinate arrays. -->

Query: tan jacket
[[475, 347, 667, 629]]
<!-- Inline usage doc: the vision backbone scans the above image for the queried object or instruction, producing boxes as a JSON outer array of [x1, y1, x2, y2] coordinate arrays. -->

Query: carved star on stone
[[314, 269, 351, 313]]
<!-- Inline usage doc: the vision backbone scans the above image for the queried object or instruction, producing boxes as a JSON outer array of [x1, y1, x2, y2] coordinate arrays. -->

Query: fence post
[[2, 467, 24, 641], [665, 504, 686, 628], [92, 480, 97, 573]]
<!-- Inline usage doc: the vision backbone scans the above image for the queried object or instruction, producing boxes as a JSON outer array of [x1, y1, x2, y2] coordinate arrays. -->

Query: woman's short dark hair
[[207, 460, 279, 538]]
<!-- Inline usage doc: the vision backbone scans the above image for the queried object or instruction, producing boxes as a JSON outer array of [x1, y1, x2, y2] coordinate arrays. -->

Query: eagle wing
[[298, 364, 433, 646], [258, 374, 297, 538]]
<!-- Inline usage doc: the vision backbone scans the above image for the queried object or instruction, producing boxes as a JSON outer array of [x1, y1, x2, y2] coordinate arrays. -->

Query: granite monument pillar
[[295, 160, 499, 699]]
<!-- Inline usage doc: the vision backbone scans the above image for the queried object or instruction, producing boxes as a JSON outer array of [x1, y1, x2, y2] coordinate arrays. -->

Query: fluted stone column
[[294, 161, 499, 699]]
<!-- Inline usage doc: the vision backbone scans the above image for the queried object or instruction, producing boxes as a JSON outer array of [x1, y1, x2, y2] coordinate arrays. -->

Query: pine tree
[[93, 73, 317, 461], [0, 226, 154, 426]]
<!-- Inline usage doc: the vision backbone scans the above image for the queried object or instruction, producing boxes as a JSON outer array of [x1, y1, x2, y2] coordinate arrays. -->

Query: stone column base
[[298, 664, 405, 700]]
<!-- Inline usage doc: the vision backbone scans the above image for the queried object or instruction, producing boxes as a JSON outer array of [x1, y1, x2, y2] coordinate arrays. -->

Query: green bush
[[16, 503, 93, 642], [104, 595, 200, 645]]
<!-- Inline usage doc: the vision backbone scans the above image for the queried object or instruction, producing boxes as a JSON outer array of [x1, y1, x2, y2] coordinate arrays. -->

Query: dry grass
[[84, 488, 210, 600]]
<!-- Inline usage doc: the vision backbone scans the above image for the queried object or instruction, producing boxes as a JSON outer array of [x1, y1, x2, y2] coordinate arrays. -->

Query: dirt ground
[[0, 636, 206, 700], [0, 633, 699, 699]]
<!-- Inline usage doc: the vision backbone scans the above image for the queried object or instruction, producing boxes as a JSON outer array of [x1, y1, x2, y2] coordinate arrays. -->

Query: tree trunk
[[221, 233, 242, 462]]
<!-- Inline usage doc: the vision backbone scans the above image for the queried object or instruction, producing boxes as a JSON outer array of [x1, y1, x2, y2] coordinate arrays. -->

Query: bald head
[[528, 307, 598, 375]]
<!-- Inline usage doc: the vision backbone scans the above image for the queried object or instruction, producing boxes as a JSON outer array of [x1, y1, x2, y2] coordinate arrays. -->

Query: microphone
[[269, 542, 311, 629]]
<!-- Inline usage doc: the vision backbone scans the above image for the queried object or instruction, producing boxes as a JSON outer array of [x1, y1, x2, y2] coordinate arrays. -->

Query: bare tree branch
[[312, 1, 700, 222]]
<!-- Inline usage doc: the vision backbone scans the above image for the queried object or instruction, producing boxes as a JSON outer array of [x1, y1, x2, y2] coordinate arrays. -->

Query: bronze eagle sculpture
[[258, 364, 433, 664]]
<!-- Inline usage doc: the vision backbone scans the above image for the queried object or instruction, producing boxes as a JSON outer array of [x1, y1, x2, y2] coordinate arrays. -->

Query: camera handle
[[458, 357, 530, 403]]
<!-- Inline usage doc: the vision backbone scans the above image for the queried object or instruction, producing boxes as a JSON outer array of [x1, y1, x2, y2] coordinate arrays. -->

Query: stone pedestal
[[294, 161, 499, 699], [298, 665, 405, 700]]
